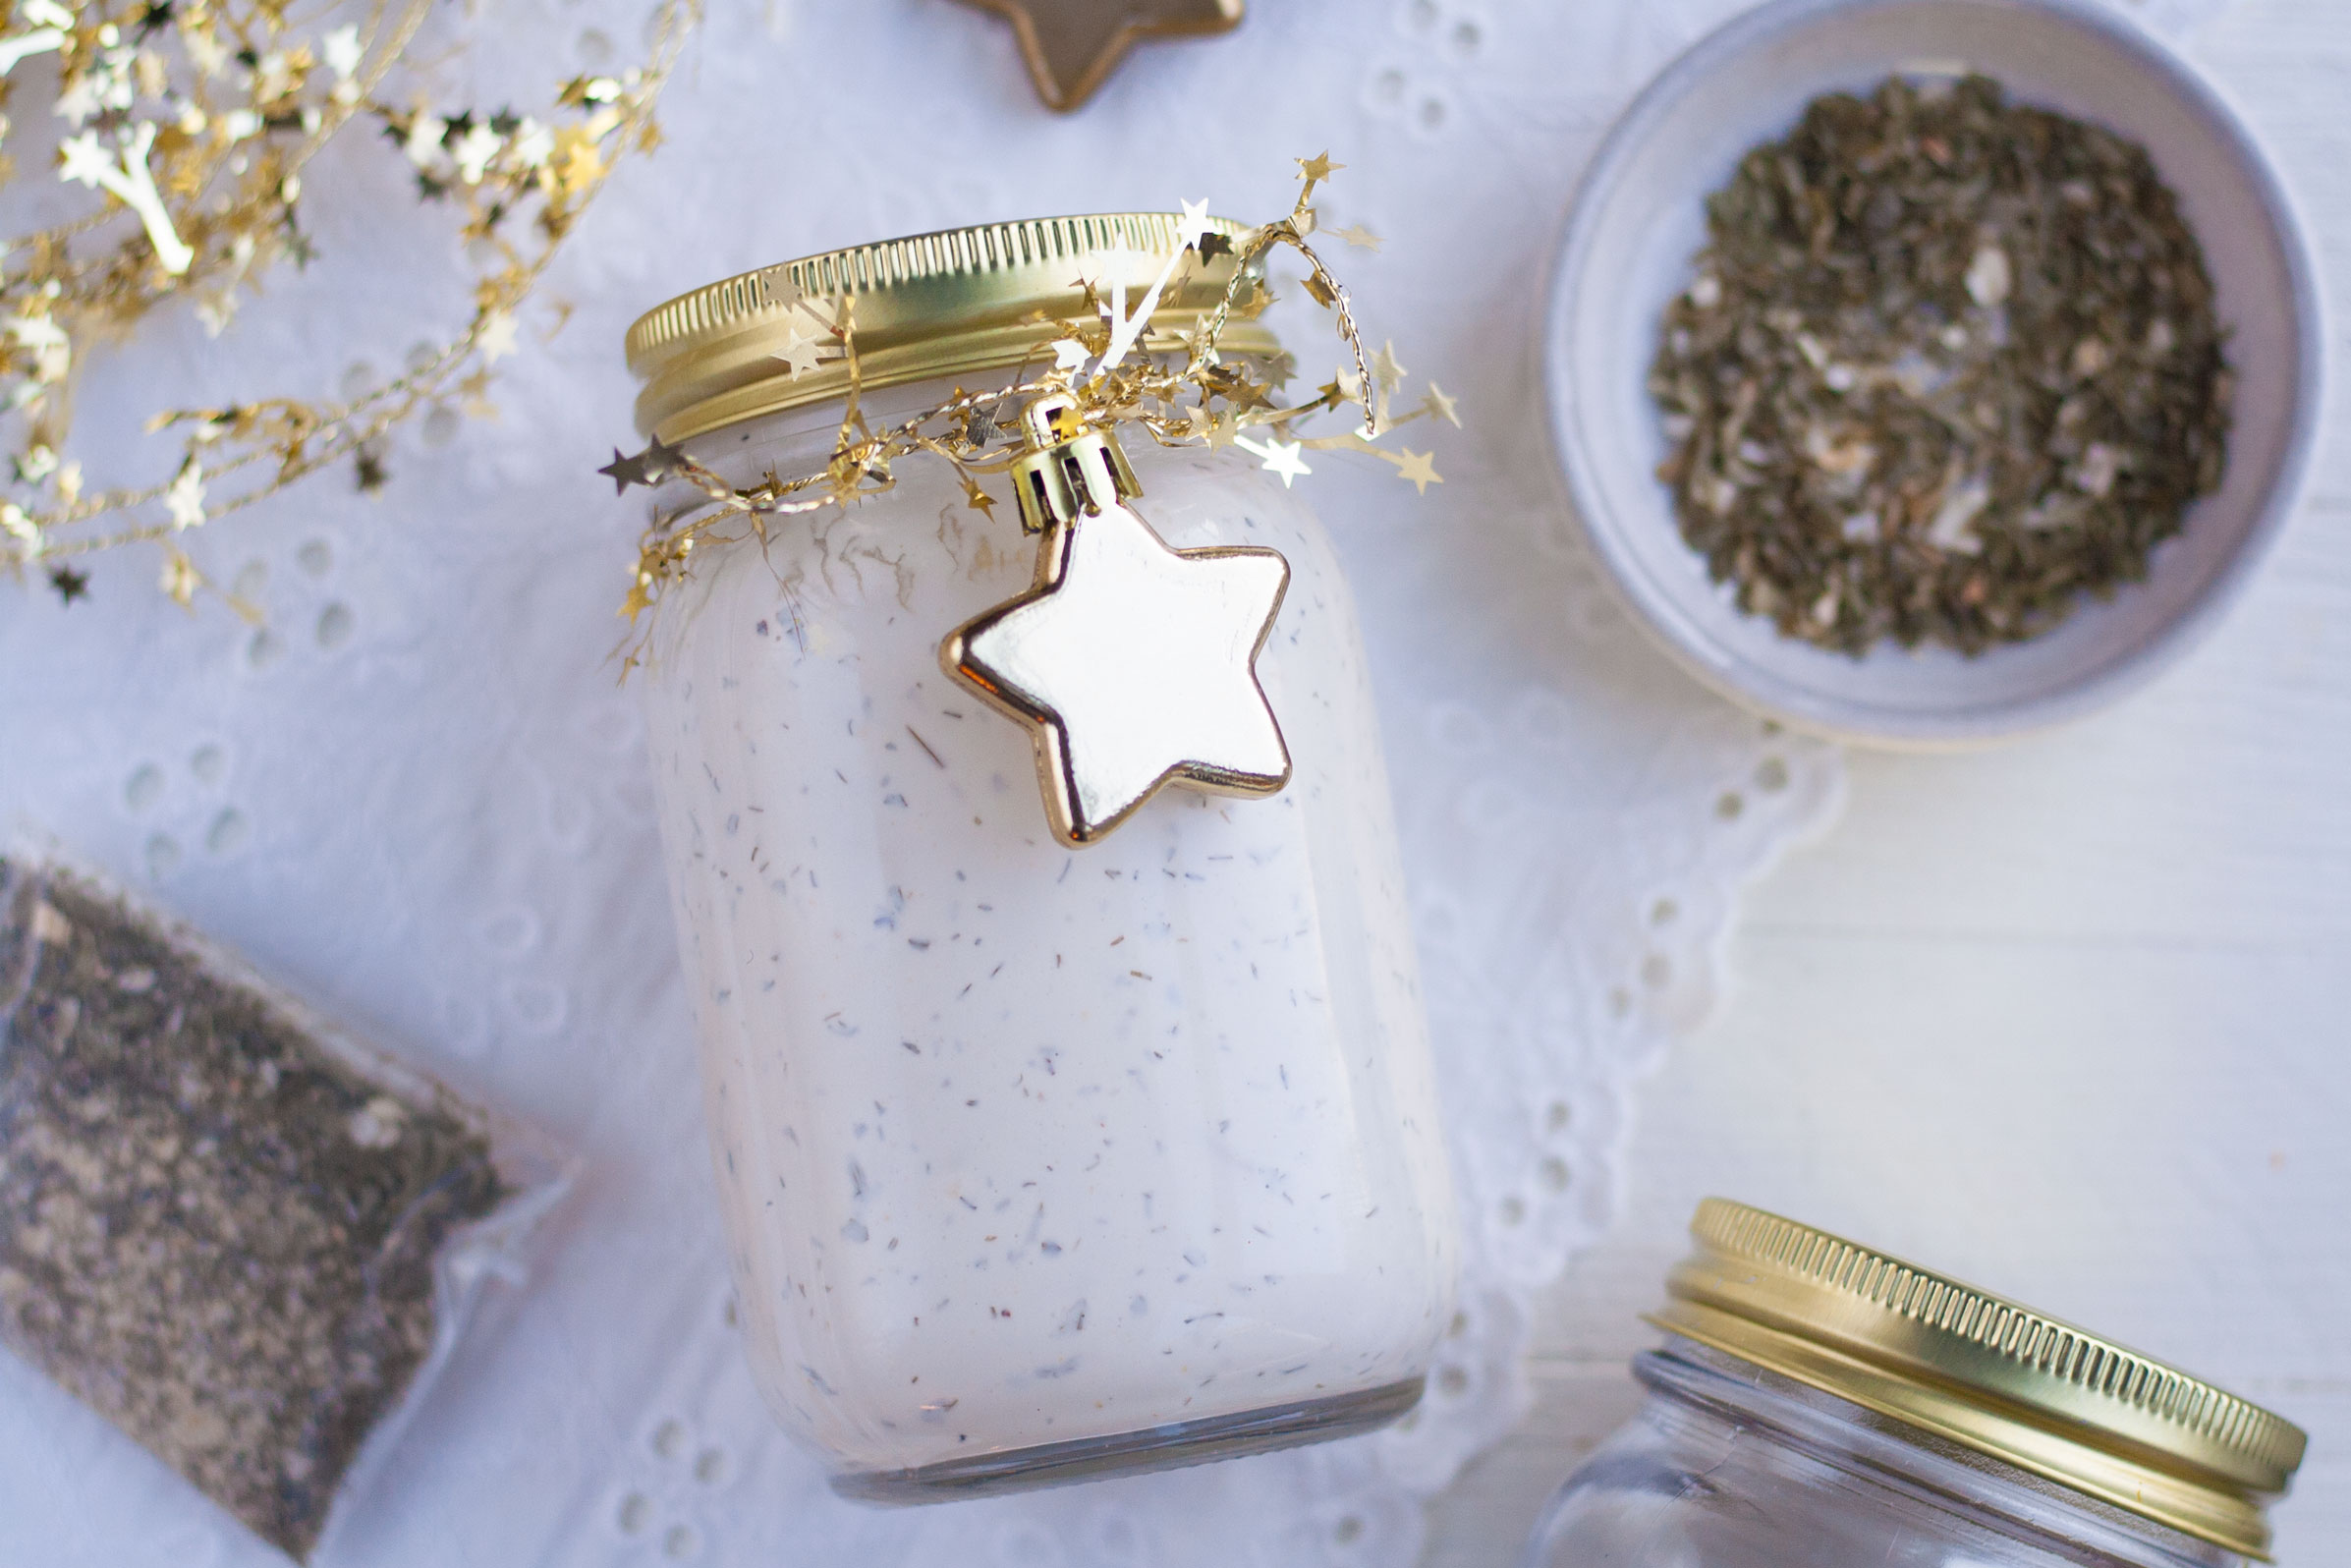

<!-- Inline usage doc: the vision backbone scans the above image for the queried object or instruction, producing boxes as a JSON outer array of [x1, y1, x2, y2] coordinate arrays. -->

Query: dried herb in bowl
[[1651, 75, 2231, 654], [0, 852, 552, 1561]]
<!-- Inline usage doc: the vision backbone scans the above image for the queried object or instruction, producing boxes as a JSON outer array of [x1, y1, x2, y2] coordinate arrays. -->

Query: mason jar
[[1527, 1201, 2306, 1567], [619, 213, 1460, 1500]]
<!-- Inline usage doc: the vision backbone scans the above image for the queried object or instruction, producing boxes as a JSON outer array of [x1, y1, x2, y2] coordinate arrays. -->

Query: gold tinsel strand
[[0, 0, 700, 613], [609, 158, 1462, 670]]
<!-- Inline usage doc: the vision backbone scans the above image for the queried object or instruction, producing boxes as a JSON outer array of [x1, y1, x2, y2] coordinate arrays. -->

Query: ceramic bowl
[[1541, 0, 2323, 746]]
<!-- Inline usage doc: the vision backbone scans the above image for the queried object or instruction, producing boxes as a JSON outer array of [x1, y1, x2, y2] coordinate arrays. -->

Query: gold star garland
[[611, 155, 1460, 666], [0, 0, 698, 612]]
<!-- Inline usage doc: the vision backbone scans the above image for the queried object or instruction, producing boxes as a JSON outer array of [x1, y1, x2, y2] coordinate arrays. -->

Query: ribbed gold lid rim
[[1646, 1200, 2306, 1560], [622, 212, 1280, 443]]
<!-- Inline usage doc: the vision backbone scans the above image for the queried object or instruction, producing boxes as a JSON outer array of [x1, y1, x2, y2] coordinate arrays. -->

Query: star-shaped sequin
[[598, 436, 684, 493], [943, 501, 1289, 845], [1232, 432, 1310, 487], [1296, 150, 1344, 186], [953, 0, 1244, 112], [772, 321, 825, 377]]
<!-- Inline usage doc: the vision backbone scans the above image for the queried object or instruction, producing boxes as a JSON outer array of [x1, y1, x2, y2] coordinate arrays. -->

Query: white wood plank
[[1424, 3, 2351, 1562], [1427, 934, 2351, 1565]]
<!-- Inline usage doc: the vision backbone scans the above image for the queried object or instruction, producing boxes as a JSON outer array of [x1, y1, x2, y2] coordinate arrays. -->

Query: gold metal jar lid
[[1649, 1200, 2307, 1560], [624, 212, 1277, 443]]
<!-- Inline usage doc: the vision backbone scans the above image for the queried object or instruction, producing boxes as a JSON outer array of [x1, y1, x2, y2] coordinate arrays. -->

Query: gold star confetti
[[1297, 150, 1344, 185], [1421, 381, 1460, 426], [1389, 448, 1441, 494], [164, 464, 206, 532], [322, 27, 365, 82], [599, 437, 685, 493], [961, 473, 999, 521], [159, 551, 198, 607], [547, 124, 608, 195], [1232, 432, 1311, 487], [1330, 224, 1383, 252], [477, 310, 522, 364], [773, 322, 827, 377], [2, 0, 698, 613], [457, 368, 500, 420], [1173, 197, 1216, 253]]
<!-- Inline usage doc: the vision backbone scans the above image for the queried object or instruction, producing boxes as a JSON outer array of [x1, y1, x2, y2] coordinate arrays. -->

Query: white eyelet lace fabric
[[0, 0, 2237, 1562]]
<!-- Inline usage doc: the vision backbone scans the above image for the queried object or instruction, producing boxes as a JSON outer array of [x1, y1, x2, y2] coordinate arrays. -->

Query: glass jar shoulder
[[1529, 1404, 2053, 1568], [1527, 1349, 2241, 1568]]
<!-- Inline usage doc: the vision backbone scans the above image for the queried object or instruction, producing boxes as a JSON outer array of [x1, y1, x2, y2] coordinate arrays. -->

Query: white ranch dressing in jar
[[624, 214, 1460, 1499]]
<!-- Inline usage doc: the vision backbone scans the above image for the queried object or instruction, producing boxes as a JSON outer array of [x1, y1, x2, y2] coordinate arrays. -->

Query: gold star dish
[[953, 0, 1244, 112]]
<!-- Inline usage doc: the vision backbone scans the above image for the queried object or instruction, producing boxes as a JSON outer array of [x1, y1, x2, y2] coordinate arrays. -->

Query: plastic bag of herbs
[[0, 841, 574, 1561]]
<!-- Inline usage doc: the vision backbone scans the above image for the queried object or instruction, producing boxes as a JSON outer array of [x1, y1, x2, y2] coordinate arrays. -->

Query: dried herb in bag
[[0, 849, 568, 1560], [1651, 75, 2231, 654]]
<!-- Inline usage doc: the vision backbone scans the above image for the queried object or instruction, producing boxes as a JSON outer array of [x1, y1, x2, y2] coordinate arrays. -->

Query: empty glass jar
[[621, 213, 1460, 1500], [1528, 1201, 2305, 1567]]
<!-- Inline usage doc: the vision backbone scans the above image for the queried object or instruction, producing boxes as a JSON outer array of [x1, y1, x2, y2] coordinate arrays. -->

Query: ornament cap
[[1008, 394, 1141, 534]]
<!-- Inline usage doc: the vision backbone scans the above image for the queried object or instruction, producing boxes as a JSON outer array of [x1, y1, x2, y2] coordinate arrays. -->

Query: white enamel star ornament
[[943, 396, 1291, 846]]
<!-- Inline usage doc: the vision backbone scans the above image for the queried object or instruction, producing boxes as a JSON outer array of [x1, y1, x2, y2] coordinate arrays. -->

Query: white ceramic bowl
[[1542, 0, 2323, 746]]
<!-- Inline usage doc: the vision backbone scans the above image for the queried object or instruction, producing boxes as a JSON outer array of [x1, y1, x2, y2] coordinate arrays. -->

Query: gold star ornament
[[953, 0, 1245, 113], [943, 396, 1291, 846]]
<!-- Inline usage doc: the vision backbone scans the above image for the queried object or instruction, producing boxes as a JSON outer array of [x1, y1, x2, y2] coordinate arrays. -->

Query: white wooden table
[[1423, 2, 2351, 1560]]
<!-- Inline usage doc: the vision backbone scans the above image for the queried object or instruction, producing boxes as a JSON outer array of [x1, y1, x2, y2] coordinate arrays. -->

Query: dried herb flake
[[1651, 75, 2230, 654]]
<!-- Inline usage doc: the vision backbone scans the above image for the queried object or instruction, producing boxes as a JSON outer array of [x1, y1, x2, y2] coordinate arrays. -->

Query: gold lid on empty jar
[[623, 212, 1278, 443], [1648, 1199, 2307, 1560]]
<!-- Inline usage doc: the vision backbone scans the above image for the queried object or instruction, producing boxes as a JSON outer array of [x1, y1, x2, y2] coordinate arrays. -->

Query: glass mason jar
[[1528, 1201, 2306, 1567], [620, 213, 1460, 1501]]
